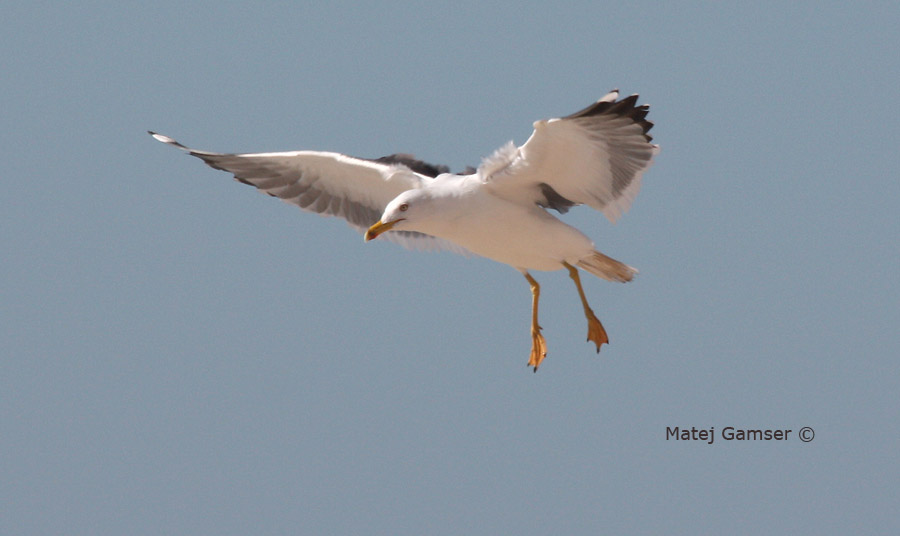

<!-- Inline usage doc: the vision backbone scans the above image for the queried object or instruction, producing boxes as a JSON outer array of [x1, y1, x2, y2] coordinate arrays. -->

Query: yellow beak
[[364, 219, 404, 241]]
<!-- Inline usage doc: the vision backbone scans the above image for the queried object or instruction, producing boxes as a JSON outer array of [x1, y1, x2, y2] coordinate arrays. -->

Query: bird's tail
[[576, 251, 638, 283]]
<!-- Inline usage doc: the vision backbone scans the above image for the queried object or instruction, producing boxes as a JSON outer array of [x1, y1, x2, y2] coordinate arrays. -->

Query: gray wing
[[150, 132, 468, 253]]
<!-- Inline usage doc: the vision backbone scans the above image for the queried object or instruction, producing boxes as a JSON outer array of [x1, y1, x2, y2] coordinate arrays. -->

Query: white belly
[[422, 193, 595, 272]]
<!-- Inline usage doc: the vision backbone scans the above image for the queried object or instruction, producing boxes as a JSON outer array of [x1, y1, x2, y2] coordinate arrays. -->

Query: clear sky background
[[2, 2, 898, 534]]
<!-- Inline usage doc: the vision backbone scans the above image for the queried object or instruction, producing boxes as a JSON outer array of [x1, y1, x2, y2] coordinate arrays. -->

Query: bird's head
[[364, 190, 430, 241]]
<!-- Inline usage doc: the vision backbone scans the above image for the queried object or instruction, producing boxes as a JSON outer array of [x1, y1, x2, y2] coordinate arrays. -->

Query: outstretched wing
[[150, 132, 464, 252], [481, 90, 659, 223]]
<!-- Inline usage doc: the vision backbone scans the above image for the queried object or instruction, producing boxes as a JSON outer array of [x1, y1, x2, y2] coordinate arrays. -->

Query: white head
[[364, 189, 435, 241]]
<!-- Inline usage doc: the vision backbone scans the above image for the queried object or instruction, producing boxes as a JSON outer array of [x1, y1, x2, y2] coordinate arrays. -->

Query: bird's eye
[[399, 203, 409, 212]]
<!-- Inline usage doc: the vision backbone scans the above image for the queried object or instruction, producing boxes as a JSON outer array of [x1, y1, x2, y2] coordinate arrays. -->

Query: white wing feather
[[482, 90, 659, 223]]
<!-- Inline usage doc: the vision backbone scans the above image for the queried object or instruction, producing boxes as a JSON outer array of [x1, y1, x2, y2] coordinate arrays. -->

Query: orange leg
[[564, 262, 609, 352], [523, 272, 548, 372]]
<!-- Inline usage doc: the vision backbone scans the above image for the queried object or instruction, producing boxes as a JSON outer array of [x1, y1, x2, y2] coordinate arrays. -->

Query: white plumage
[[151, 89, 658, 371]]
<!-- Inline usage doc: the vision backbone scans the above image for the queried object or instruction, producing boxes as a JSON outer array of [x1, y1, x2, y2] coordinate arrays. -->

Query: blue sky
[[2, 2, 898, 534]]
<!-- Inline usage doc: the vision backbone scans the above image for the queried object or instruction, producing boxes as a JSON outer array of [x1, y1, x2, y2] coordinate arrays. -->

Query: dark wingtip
[[563, 91, 656, 142]]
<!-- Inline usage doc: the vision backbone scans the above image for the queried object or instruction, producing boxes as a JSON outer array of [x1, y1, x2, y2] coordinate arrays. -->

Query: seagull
[[150, 89, 658, 371]]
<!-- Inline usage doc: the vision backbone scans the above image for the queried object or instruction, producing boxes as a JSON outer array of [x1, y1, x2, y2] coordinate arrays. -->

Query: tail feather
[[576, 251, 637, 283]]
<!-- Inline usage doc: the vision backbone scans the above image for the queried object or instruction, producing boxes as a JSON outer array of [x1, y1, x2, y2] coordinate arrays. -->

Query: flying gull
[[150, 89, 658, 371]]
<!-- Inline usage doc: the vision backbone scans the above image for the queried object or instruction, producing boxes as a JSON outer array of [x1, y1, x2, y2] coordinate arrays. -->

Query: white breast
[[417, 182, 596, 272]]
